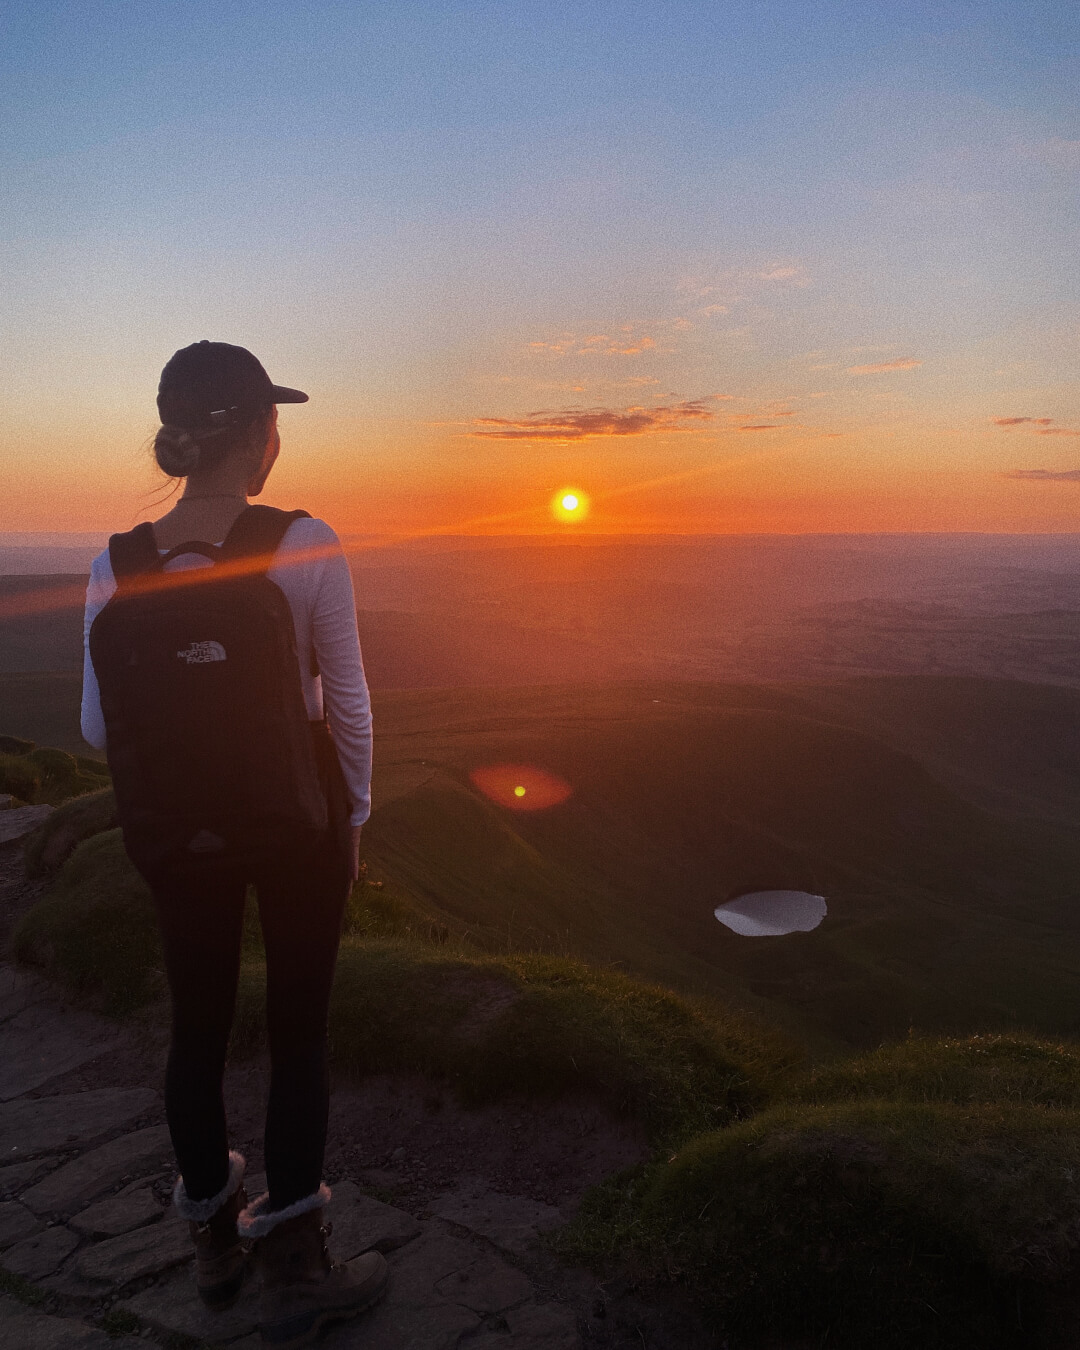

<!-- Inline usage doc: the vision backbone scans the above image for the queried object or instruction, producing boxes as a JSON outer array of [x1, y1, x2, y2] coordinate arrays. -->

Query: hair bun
[[154, 424, 202, 477]]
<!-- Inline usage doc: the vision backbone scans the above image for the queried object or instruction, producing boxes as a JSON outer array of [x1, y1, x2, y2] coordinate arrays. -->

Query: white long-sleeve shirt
[[81, 516, 373, 826]]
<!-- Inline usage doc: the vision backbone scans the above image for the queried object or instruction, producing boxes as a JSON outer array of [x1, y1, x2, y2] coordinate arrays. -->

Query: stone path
[[0, 834, 715, 1349], [0, 967, 130, 1103], [0, 805, 54, 847], [0, 1036, 594, 1349]]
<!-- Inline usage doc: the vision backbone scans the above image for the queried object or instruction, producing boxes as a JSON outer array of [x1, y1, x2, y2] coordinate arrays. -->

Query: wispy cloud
[[527, 324, 661, 357], [755, 264, 810, 286], [992, 417, 1080, 435], [470, 398, 722, 441], [1002, 468, 1080, 481], [847, 357, 922, 374]]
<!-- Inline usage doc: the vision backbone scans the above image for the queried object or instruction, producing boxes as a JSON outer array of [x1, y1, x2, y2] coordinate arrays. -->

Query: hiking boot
[[173, 1151, 249, 1309], [239, 1187, 388, 1348]]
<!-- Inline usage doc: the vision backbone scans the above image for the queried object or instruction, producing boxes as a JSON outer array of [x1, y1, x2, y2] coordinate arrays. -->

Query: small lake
[[713, 890, 827, 937]]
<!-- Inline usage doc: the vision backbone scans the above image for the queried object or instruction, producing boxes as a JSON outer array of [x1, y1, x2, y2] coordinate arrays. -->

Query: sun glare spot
[[470, 764, 573, 812], [551, 487, 590, 522]]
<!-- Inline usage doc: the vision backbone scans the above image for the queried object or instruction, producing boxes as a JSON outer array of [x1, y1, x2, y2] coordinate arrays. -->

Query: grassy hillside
[[796, 675, 1080, 825], [360, 683, 1080, 1048], [0, 672, 91, 755], [16, 761, 1080, 1347], [9, 676, 1080, 1048], [16, 687, 1080, 1348], [0, 575, 85, 673]]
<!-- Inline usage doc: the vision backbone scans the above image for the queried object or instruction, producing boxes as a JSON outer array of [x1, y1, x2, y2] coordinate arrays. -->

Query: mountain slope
[[364, 685, 1080, 1048]]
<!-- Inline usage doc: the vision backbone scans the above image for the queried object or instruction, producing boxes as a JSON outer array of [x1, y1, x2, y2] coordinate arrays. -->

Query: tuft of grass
[[13, 829, 162, 1013], [0, 739, 109, 809], [23, 786, 118, 876], [789, 1032, 1080, 1110], [99, 1306, 142, 1337], [0, 734, 35, 755], [343, 870, 453, 945], [559, 1097, 1080, 1348], [25, 745, 110, 805], [0, 1266, 48, 1308], [0, 751, 43, 803], [233, 940, 786, 1142]]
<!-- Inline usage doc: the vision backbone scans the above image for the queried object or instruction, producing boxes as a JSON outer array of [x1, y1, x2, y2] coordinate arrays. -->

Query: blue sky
[[3, 1, 1079, 533]]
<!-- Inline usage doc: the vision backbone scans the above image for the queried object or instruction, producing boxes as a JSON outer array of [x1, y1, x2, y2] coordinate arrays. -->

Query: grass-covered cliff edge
[[9, 675, 1080, 1347]]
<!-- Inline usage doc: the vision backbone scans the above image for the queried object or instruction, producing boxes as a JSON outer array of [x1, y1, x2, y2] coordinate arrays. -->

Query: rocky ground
[[0, 833, 718, 1350]]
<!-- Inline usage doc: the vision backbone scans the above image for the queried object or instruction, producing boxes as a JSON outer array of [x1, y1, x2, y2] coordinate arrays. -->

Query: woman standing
[[81, 341, 388, 1347]]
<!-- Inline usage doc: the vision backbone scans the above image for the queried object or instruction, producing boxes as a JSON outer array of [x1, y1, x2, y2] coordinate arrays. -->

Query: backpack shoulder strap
[[220, 506, 311, 569], [108, 523, 161, 588], [221, 507, 319, 675]]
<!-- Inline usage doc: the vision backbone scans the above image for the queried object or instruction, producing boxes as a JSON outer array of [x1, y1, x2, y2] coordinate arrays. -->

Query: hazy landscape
[[6, 530, 1080, 1051], [8, 532, 1080, 1346], [7, 531, 1080, 691]]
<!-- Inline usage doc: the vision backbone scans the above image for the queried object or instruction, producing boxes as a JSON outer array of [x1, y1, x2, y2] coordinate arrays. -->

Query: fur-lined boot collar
[[237, 1182, 332, 1239], [172, 1151, 246, 1224]]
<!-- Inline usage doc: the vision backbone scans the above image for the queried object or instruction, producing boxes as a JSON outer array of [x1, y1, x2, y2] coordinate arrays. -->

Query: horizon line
[[7, 528, 1080, 546]]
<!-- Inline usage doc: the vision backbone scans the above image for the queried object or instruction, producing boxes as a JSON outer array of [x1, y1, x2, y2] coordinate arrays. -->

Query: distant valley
[[5, 532, 1080, 689], [5, 672, 1080, 1053], [6, 533, 1080, 1053]]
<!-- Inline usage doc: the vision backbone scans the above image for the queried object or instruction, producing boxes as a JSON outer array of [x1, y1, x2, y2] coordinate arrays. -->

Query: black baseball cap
[[157, 341, 308, 428]]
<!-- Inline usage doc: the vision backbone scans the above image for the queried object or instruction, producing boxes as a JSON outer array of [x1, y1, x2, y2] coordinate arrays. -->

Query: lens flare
[[469, 763, 573, 811], [551, 487, 590, 522]]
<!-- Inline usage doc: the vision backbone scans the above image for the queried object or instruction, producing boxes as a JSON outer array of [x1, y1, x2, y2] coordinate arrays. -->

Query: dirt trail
[[0, 837, 716, 1349]]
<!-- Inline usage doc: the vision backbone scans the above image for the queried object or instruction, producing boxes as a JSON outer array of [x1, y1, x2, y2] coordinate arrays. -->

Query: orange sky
[[5, 6, 1079, 538]]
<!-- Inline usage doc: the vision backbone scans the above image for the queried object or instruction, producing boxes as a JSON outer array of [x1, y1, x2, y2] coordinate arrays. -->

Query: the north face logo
[[177, 641, 227, 664]]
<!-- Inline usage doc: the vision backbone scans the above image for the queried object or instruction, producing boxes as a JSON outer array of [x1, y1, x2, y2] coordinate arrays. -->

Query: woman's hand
[[349, 824, 364, 883]]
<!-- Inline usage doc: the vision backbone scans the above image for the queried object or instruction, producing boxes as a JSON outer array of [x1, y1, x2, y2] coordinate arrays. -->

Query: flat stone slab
[[71, 1186, 162, 1238], [123, 1262, 259, 1343], [345, 1295, 479, 1350], [435, 1249, 533, 1315], [0, 1155, 55, 1198], [468, 1302, 582, 1349], [1, 1223, 80, 1279], [0, 1293, 121, 1349], [72, 1213, 190, 1289], [0, 1088, 159, 1161], [0, 805, 53, 845], [380, 1231, 479, 1305], [427, 1188, 563, 1256], [0, 1198, 44, 1249], [338, 1231, 482, 1349], [0, 978, 128, 1101], [328, 1181, 423, 1258], [505, 1302, 581, 1347], [0, 1157, 54, 1197], [0, 964, 52, 1022], [21, 1125, 172, 1216]]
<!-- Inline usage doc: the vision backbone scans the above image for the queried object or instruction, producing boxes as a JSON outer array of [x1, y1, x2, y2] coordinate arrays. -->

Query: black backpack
[[89, 505, 329, 876]]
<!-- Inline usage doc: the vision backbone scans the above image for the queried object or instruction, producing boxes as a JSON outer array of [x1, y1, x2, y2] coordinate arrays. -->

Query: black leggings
[[151, 836, 350, 1211]]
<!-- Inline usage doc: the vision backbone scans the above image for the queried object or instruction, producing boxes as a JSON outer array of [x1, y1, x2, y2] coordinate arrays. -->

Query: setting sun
[[551, 488, 590, 523]]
